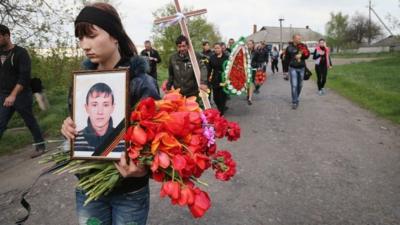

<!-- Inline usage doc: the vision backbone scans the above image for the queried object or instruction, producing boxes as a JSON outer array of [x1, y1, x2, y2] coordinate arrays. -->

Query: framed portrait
[[71, 69, 129, 160]]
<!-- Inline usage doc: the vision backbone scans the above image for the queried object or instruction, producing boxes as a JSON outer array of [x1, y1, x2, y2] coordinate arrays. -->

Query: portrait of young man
[[73, 82, 125, 158]]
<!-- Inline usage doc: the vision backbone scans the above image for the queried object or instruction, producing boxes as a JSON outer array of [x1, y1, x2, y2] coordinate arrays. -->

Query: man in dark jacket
[[201, 41, 213, 59], [252, 42, 270, 68], [0, 24, 45, 157], [201, 41, 214, 89], [285, 34, 310, 109], [208, 42, 229, 115], [167, 35, 208, 98], [251, 42, 270, 93], [226, 38, 235, 53], [140, 40, 161, 80]]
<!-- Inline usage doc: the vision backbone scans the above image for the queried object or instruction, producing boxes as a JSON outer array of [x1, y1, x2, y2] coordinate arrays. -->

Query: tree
[[0, 0, 76, 47], [151, 3, 222, 67], [0, 0, 118, 48], [385, 1, 400, 33], [385, 14, 400, 32], [326, 12, 349, 52], [346, 12, 382, 44]]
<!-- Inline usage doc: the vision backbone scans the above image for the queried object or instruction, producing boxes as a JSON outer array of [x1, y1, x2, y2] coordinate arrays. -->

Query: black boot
[[31, 143, 46, 158]]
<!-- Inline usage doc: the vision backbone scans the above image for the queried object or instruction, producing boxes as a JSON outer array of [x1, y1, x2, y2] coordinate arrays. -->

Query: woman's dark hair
[[0, 24, 10, 36], [75, 2, 137, 58], [319, 38, 325, 42], [175, 35, 188, 45]]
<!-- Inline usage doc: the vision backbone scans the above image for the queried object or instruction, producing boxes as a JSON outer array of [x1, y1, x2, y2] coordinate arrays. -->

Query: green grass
[[330, 51, 395, 59], [157, 66, 168, 87], [327, 53, 400, 124]]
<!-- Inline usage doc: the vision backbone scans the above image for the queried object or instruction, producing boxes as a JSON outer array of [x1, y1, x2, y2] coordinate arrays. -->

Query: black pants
[[0, 92, 44, 145], [315, 65, 328, 90], [212, 87, 227, 115], [271, 59, 279, 73]]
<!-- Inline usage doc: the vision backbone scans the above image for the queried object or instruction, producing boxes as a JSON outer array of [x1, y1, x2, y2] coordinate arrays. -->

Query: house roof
[[247, 26, 324, 43], [372, 35, 400, 47]]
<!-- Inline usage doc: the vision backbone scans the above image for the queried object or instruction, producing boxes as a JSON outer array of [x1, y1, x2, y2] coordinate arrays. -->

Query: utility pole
[[370, 4, 394, 36], [279, 18, 284, 51], [368, 0, 372, 45], [366, 0, 393, 45]]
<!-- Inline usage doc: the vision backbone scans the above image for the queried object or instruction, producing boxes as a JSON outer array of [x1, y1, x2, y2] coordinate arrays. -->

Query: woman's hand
[[61, 117, 77, 140], [114, 152, 148, 178]]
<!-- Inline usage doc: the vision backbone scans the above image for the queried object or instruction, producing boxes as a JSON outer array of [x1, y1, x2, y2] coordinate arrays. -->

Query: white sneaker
[[321, 88, 326, 95], [318, 90, 323, 96]]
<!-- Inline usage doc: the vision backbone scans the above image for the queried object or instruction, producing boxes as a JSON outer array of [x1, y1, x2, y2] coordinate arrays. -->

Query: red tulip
[[172, 154, 187, 171], [194, 153, 210, 170], [150, 151, 170, 172], [164, 112, 191, 138], [158, 151, 170, 169], [135, 97, 156, 120], [188, 188, 211, 218], [160, 181, 180, 200], [178, 186, 194, 206], [152, 170, 165, 182]]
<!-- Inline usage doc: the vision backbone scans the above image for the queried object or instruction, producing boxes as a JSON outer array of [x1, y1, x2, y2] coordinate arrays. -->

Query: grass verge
[[326, 53, 400, 124]]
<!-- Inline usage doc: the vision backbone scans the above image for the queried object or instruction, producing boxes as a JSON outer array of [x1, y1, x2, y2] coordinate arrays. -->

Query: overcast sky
[[115, 0, 399, 45]]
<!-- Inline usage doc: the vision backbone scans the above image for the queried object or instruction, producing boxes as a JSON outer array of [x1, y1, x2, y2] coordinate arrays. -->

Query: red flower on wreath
[[228, 48, 247, 91]]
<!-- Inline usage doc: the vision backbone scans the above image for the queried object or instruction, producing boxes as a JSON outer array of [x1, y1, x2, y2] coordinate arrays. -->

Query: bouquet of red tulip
[[295, 43, 310, 62], [126, 89, 240, 217], [45, 89, 240, 219], [254, 69, 267, 86]]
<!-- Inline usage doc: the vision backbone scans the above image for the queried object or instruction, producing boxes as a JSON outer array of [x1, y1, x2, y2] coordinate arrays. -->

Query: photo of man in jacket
[[74, 82, 125, 155]]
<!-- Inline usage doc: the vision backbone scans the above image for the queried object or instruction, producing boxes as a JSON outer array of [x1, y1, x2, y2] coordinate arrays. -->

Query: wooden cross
[[154, 0, 211, 109]]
